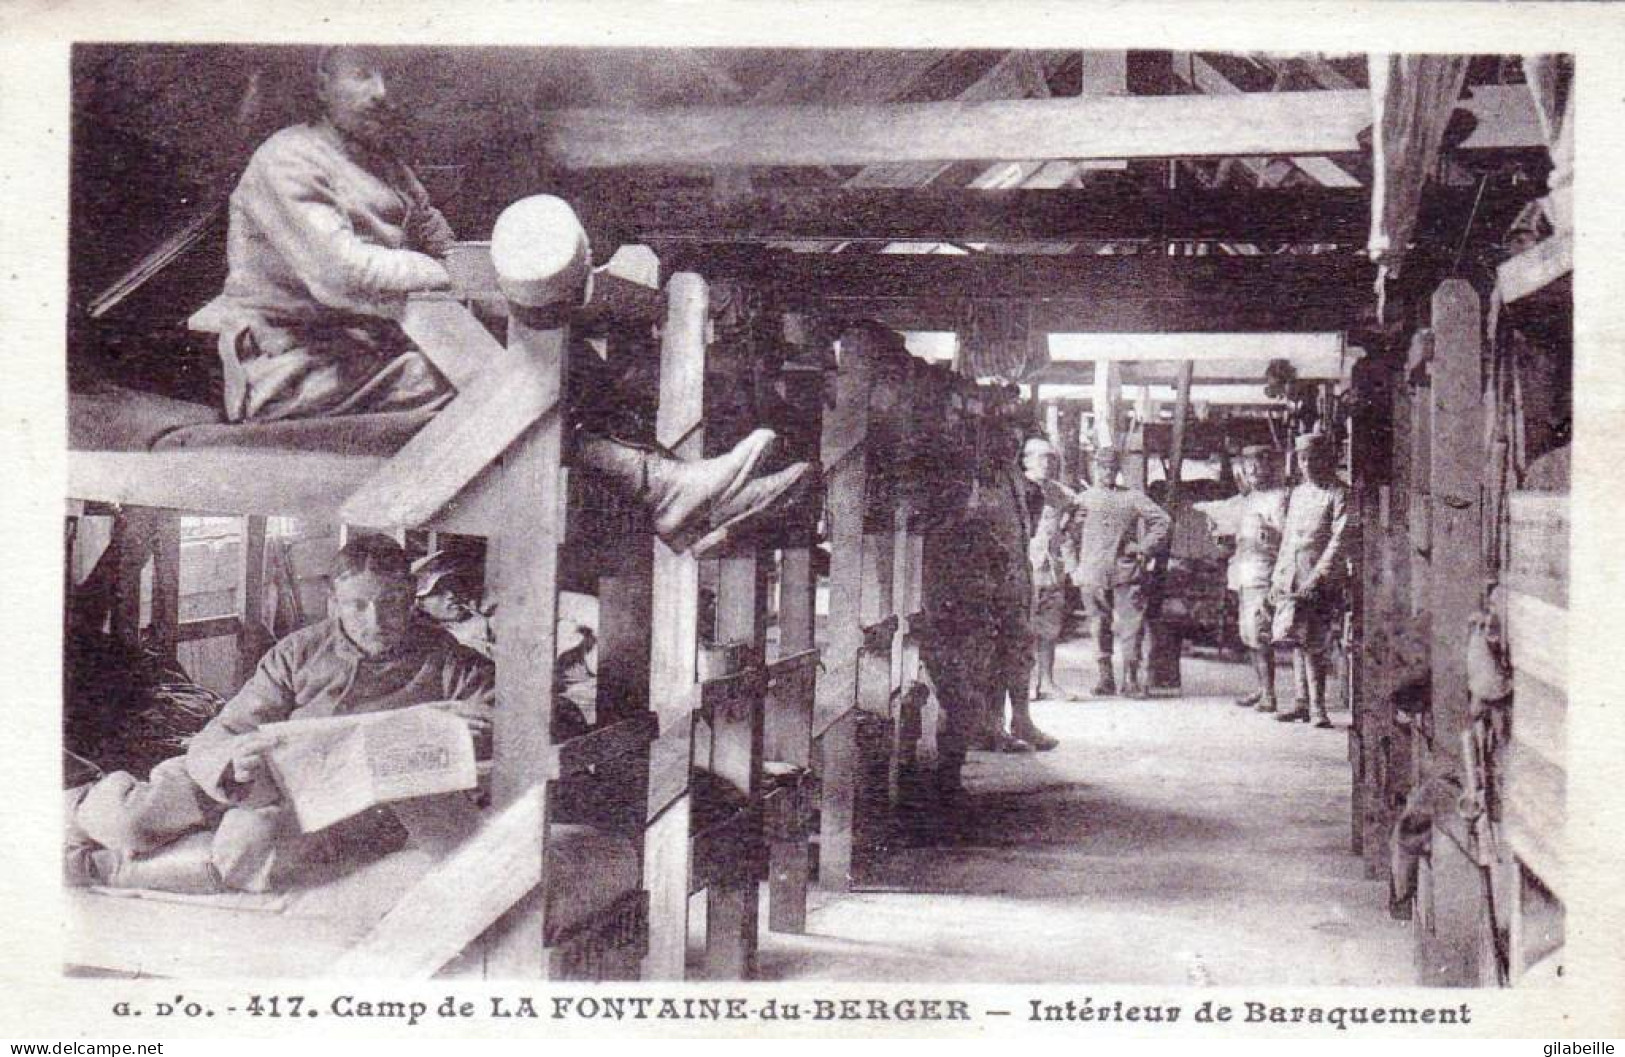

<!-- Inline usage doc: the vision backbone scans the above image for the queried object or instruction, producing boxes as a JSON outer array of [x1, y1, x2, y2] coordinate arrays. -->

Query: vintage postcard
[[2, 0, 1623, 1044]]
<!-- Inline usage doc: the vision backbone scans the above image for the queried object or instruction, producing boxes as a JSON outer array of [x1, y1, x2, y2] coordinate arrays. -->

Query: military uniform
[[1269, 435, 1354, 726], [1070, 464, 1171, 696]]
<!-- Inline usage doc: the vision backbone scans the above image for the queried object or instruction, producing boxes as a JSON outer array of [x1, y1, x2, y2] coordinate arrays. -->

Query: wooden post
[[480, 307, 569, 979], [235, 516, 268, 686], [1056, 402, 1084, 488], [766, 548, 815, 933], [642, 273, 708, 980], [1166, 362, 1195, 511], [815, 329, 878, 891], [110, 508, 156, 646], [703, 555, 765, 977], [1092, 359, 1120, 451], [149, 512, 182, 666], [597, 549, 653, 728], [1418, 278, 1488, 985]]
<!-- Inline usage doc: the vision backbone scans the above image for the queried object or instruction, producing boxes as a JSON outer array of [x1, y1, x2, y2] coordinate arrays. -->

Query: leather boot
[[690, 461, 813, 557], [1091, 659, 1117, 697], [1010, 720, 1058, 752], [1122, 661, 1147, 699], [574, 428, 775, 552]]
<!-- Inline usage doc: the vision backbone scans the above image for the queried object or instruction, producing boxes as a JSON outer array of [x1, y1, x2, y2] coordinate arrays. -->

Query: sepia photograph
[[3, 0, 1621, 1042]]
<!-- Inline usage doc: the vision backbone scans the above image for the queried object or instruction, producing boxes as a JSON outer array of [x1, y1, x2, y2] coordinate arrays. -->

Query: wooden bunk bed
[[62, 197, 779, 980]]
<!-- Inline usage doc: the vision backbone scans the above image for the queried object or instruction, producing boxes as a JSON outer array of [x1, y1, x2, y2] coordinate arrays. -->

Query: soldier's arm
[[1135, 493, 1173, 556], [184, 641, 298, 803], [240, 135, 451, 319], [1304, 487, 1354, 592]]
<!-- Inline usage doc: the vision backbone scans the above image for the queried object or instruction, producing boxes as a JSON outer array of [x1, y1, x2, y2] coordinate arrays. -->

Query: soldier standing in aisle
[[1269, 432, 1354, 728], [1070, 447, 1171, 698]]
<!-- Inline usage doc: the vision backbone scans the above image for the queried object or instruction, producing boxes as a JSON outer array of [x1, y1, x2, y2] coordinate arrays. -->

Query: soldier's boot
[[575, 428, 809, 555], [1276, 650, 1313, 723], [1122, 661, 1148, 700], [1246, 649, 1275, 711], [1009, 696, 1058, 752], [1255, 650, 1279, 714], [1091, 659, 1117, 697], [1308, 654, 1333, 728]]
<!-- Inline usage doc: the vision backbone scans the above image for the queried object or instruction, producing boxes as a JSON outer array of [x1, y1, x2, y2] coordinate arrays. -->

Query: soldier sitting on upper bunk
[[1267, 431, 1354, 729], [64, 535, 494, 894], [203, 45, 808, 555]]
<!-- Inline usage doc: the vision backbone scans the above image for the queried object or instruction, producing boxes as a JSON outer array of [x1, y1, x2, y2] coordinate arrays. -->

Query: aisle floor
[[754, 646, 1414, 985]]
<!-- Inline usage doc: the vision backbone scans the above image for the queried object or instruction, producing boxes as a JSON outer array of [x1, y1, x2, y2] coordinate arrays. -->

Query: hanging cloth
[[1367, 54, 1471, 314]]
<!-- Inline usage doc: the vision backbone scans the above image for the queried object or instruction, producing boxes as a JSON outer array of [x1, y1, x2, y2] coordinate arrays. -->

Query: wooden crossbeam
[[338, 328, 564, 529], [545, 86, 1538, 169], [334, 785, 548, 979], [677, 246, 1377, 302], [578, 186, 1491, 245], [400, 296, 505, 390]]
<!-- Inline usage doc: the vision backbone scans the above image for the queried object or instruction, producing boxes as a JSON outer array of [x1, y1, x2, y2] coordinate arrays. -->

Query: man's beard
[[335, 107, 401, 152]]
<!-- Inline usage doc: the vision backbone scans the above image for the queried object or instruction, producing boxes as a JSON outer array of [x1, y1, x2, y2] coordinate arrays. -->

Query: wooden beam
[[1093, 359, 1121, 449], [1185, 54, 1361, 188], [641, 273, 708, 981], [1166, 361, 1196, 511], [544, 86, 1538, 169], [586, 186, 1482, 244], [338, 327, 563, 529], [480, 305, 569, 977], [1423, 277, 1487, 984], [1496, 231, 1572, 305], [400, 296, 505, 390], [682, 245, 1376, 304], [334, 786, 548, 979], [703, 555, 765, 979]]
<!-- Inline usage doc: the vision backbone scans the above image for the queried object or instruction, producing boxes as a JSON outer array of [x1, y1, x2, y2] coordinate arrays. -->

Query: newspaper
[[261, 705, 477, 834]]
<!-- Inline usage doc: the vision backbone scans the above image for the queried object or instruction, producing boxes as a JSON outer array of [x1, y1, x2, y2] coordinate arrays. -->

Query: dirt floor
[[751, 642, 1415, 985]]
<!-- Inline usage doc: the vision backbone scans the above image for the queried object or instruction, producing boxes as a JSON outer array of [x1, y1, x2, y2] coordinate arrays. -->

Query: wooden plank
[[1507, 492, 1568, 608], [479, 310, 569, 979], [1505, 738, 1566, 895], [1093, 359, 1121, 449], [1506, 589, 1567, 694], [1429, 279, 1485, 767], [703, 554, 763, 979], [776, 549, 816, 660], [814, 293, 1366, 337], [149, 513, 181, 663], [110, 507, 156, 645], [400, 296, 505, 390], [334, 786, 547, 979], [1185, 54, 1360, 188], [641, 273, 708, 981], [1497, 231, 1572, 305], [680, 245, 1377, 306], [239, 516, 267, 630], [67, 891, 368, 979], [575, 185, 1441, 245], [339, 328, 564, 529], [1511, 669, 1566, 772], [1165, 362, 1196, 511], [595, 556, 653, 727], [1419, 277, 1487, 983], [176, 615, 240, 644], [545, 86, 1538, 169]]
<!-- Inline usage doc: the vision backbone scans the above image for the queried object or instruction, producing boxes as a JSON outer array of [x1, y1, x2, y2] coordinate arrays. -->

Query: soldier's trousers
[[1080, 581, 1148, 666]]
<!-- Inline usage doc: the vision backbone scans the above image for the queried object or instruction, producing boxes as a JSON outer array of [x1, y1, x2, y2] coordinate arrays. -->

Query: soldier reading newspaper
[[64, 536, 494, 894]]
